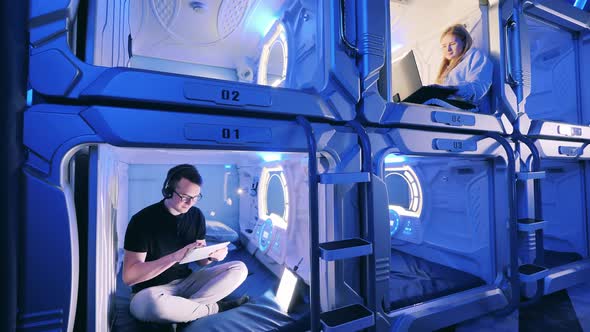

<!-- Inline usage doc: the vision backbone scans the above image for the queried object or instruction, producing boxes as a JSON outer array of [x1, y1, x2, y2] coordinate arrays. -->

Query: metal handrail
[[484, 132, 520, 314], [347, 119, 376, 315], [347, 120, 372, 173], [295, 115, 321, 332], [511, 131, 547, 306]]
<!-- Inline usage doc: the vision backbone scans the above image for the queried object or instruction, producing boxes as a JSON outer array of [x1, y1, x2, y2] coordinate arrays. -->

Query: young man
[[123, 164, 248, 323]]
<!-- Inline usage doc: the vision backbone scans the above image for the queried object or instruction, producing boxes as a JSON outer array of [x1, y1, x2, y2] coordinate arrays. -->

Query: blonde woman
[[433, 24, 493, 113]]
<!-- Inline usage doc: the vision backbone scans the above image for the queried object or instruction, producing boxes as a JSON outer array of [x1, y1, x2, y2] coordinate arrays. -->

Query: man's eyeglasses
[[174, 190, 203, 203]]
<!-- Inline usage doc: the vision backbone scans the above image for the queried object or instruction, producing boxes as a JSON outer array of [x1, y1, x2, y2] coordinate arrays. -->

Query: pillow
[[206, 220, 239, 243]]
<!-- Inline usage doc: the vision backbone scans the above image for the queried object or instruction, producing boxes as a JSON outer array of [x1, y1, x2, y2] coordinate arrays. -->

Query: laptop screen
[[390, 50, 423, 102]]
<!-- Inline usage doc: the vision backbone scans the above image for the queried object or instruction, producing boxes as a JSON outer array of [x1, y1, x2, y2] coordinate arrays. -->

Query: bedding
[[206, 220, 239, 243], [113, 246, 309, 331], [389, 249, 486, 310]]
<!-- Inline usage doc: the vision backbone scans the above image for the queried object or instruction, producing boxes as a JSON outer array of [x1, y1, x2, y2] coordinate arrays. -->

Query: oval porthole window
[[267, 173, 286, 218], [384, 165, 423, 218], [259, 166, 289, 228], [385, 173, 411, 210], [257, 22, 288, 87]]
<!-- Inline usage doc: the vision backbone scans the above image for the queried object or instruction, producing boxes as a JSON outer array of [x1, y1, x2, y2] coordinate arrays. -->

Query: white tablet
[[179, 242, 230, 264]]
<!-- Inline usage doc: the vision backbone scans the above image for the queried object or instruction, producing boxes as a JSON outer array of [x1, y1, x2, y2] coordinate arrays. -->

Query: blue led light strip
[[26, 89, 32, 106], [574, 0, 587, 9]]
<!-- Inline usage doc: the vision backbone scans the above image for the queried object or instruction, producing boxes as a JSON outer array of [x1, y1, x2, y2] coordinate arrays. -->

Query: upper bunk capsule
[[356, 0, 528, 135], [507, 0, 590, 140], [28, 0, 359, 121]]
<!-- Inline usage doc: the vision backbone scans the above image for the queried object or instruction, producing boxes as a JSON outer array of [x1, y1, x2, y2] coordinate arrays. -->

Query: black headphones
[[161, 165, 196, 198]]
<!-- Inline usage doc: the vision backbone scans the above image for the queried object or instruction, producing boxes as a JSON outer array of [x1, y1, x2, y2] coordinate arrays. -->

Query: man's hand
[[208, 247, 229, 262], [123, 240, 209, 286], [172, 241, 203, 263]]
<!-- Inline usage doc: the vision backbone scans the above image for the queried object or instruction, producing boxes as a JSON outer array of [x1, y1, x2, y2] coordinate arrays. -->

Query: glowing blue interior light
[[574, 0, 587, 9], [26, 89, 33, 106], [259, 218, 274, 252], [224, 164, 232, 169], [403, 224, 413, 235], [247, 4, 277, 36], [384, 154, 406, 164], [258, 152, 282, 162], [389, 208, 400, 237]]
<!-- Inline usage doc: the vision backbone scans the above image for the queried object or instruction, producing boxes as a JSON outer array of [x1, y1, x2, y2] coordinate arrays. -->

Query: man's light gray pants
[[129, 261, 248, 323]]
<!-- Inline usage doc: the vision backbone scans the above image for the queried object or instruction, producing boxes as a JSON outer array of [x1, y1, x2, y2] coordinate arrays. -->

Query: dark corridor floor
[[437, 282, 590, 331]]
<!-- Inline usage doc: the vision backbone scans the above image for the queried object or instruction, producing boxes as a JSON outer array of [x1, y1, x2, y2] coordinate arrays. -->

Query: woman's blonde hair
[[435, 24, 473, 84]]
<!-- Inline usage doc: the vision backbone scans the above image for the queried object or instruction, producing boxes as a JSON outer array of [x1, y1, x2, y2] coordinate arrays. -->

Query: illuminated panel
[[389, 208, 401, 236], [384, 165, 423, 218], [259, 218, 274, 252], [258, 166, 289, 229]]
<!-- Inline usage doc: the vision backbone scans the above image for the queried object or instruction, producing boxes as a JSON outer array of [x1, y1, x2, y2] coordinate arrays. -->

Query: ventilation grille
[[152, 0, 177, 26], [218, 0, 249, 38]]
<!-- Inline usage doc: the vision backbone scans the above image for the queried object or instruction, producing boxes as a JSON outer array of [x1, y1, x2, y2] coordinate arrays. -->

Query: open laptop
[[391, 50, 476, 109]]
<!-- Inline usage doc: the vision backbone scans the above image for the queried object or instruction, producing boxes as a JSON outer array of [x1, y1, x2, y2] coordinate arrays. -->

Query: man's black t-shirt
[[124, 200, 206, 293]]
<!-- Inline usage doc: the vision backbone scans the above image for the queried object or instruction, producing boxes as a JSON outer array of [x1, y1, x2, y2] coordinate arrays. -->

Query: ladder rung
[[319, 172, 370, 184], [519, 264, 549, 283], [320, 304, 375, 332], [319, 238, 372, 261], [518, 219, 547, 232], [516, 171, 546, 180]]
